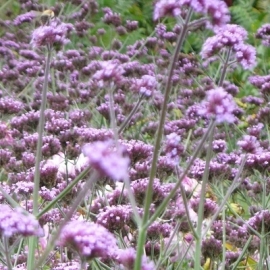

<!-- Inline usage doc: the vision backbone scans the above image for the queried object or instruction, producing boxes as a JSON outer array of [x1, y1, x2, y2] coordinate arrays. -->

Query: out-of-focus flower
[[237, 135, 262, 154], [114, 247, 155, 270], [199, 87, 237, 123], [256, 23, 270, 47], [31, 21, 74, 48], [0, 205, 43, 237], [58, 220, 118, 260], [164, 132, 184, 165], [92, 60, 124, 87], [131, 75, 158, 97], [201, 24, 256, 70], [82, 140, 130, 181], [13, 11, 37, 25], [153, 0, 182, 21], [153, 0, 230, 29]]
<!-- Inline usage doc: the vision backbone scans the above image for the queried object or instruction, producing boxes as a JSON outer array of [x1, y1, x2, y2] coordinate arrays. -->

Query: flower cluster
[[0, 204, 43, 237], [256, 24, 270, 46], [201, 24, 256, 69], [198, 87, 237, 123], [82, 140, 130, 181], [31, 20, 74, 48], [153, 0, 230, 29], [58, 220, 118, 260]]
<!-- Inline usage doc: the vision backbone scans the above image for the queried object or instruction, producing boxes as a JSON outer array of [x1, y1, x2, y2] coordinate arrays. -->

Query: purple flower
[[237, 135, 262, 154], [58, 220, 118, 260], [201, 24, 256, 69], [153, 0, 229, 29], [31, 21, 74, 48], [96, 205, 133, 232], [204, 0, 230, 29], [164, 132, 184, 165], [13, 11, 37, 25], [153, 0, 182, 21], [202, 236, 222, 259], [256, 23, 270, 46], [234, 43, 257, 70], [114, 247, 155, 270], [0, 205, 43, 237], [0, 97, 24, 114], [92, 60, 124, 87], [199, 87, 237, 123], [82, 140, 130, 181]]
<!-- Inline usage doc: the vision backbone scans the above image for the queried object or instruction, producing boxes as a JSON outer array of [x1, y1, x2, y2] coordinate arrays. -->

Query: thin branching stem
[[27, 46, 52, 270], [134, 8, 194, 269], [194, 120, 215, 269], [35, 171, 99, 269]]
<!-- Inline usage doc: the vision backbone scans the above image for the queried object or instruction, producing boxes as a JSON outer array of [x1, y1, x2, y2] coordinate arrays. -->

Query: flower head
[[58, 220, 118, 260], [153, 0, 230, 29], [31, 21, 74, 48], [256, 23, 270, 46], [199, 87, 237, 123], [82, 140, 130, 181], [0, 205, 43, 237], [92, 60, 124, 87], [201, 24, 256, 69]]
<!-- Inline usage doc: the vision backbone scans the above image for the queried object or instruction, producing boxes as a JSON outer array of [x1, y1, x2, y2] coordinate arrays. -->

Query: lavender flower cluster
[[0, 0, 269, 269]]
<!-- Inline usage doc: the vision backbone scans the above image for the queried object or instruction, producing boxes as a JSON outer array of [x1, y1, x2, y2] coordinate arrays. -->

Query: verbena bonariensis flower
[[58, 220, 118, 260], [199, 87, 237, 123], [114, 247, 155, 270], [256, 23, 270, 46], [82, 140, 130, 181], [153, 0, 230, 29], [147, 221, 172, 240], [201, 236, 222, 259], [13, 11, 37, 26], [0, 97, 24, 114], [96, 205, 133, 232], [237, 135, 262, 154], [243, 210, 270, 233], [31, 20, 74, 48], [164, 132, 184, 165], [131, 75, 158, 97], [92, 60, 124, 87], [201, 24, 256, 69], [0, 204, 43, 237]]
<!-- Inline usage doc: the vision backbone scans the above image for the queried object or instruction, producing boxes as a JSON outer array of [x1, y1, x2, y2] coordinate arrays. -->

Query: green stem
[[3, 237, 12, 270], [118, 95, 144, 134], [27, 47, 52, 270], [218, 47, 232, 86], [37, 167, 91, 219], [145, 120, 215, 229], [202, 155, 247, 238], [194, 120, 215, 269], [134, 9, 193, 269], [35, 171, 98, 269]]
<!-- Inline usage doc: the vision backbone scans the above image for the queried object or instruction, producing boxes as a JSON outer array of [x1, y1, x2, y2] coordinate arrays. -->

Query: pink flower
[[82, 140, 130, 181], [199, 87, 237, 123]]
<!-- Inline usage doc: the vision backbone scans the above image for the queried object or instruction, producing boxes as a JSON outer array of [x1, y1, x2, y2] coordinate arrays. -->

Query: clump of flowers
[[0, 204, 43, 237], [82, 140, 130, 181], [31, 20, 74, 48], [201, 24, 256, 69], [199, 87, 237, 123], [58, 220, 118, 260]]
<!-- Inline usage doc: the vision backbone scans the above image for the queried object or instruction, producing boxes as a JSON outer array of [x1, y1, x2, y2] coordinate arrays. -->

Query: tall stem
[[194, 120, 215, 269], [134, 9, 193, 270], [27, 47, 52, 270], [35, 171, 98, 269]]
